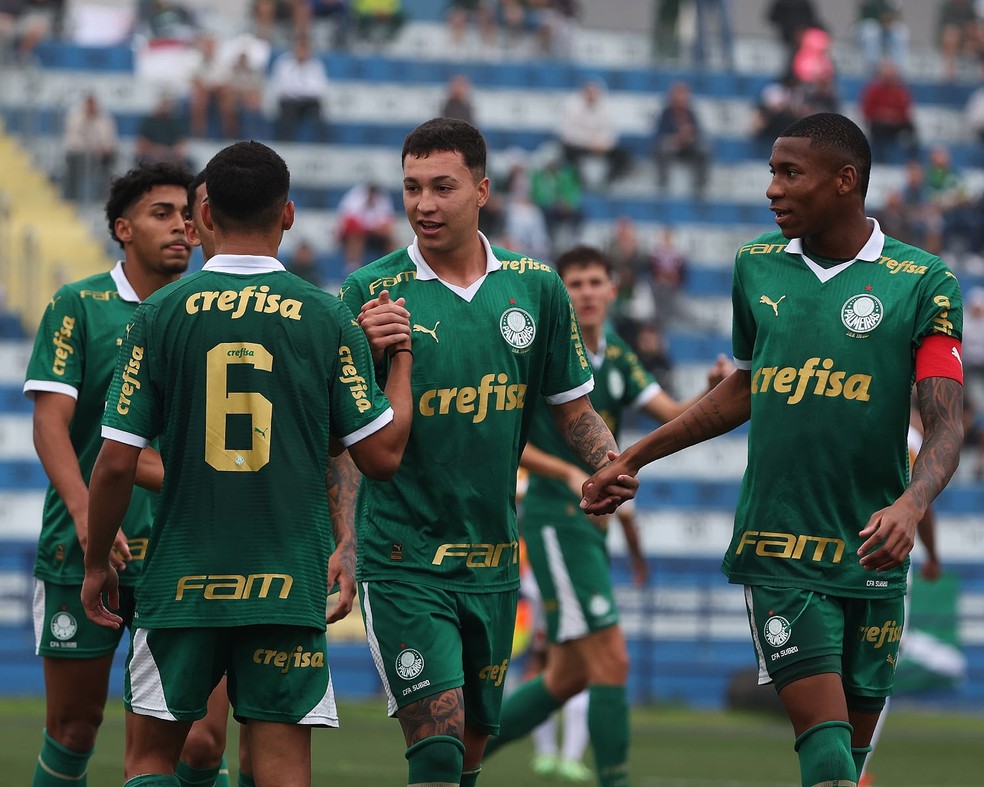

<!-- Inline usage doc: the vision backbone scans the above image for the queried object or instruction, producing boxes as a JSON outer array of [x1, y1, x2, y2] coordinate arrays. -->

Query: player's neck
[[421, 237, 488, 288], [802, 213, 872, 260], [582, 324, 603, 353], [122, 261, 180, 301]]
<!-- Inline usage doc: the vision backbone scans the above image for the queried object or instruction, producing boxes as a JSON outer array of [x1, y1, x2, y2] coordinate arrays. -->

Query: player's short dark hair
[[555, 245, 614, 280], [105, 162, 194, 248], [204, 141, 290, 232], [779, 112, 872, 198], [187, 169, 207, 219], [402, 117, 486, 180]]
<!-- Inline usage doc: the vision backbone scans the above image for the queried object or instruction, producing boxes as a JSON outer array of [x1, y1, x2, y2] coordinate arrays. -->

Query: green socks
[[484, 676, 564, 756], [175, 759, 221, 786], [215, 755, 230, 787], [33, 729, 92, 786], [123, 777, 180, 786], [237, 774, 255, 787], [587, 684, 630, 787], [406, 735, 465, 787], [852, 745, 872, 781], [459, 765, 481, 786], [794, 721, 857, 787]]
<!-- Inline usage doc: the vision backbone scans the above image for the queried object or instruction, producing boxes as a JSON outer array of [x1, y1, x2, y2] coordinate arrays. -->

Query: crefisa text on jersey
[[185, 285, 303, 320]]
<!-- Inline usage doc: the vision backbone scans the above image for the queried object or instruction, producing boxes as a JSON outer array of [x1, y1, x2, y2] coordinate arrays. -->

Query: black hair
[[555, 244, 614, 279], [187, 169, 207, 219], [402, 117, 486, 180], [203, 141, 290, 231], [105, 162, 194, 248], [779, 112, 872, 198]]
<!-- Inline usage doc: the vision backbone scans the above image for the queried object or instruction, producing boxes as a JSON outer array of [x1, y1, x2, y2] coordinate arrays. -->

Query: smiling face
[[766, 135, 848, 242], [402, 149, 489, 260], [115, 184, 191, 276]]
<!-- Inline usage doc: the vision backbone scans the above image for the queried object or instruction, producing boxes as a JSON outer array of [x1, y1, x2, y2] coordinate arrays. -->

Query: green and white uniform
[[728, 221, 962, 691], [523, 331, 659, 642], [24, 262, 156, 657], [102, 255, 392, 723], [341, 235, 593, 724]]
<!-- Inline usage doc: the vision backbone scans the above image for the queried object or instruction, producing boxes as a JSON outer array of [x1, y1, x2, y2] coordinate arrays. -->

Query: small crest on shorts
[[589, 594, 612, 619], [763, 615, 791, 648], [395, 648, 425, 680], [50, 611, 78, 641]]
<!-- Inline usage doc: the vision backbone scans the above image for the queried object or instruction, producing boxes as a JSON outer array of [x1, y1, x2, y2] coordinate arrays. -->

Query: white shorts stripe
[[127, 629, 178, 721], [361, 582, 398, 716], [298, 670, 339, 727], [543, 526, 589, 643], [32, 579, 45, 655], [744, 586, 772, 685]]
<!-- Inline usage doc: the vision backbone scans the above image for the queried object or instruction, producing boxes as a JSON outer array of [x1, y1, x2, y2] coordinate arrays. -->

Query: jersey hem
[[725, 574, 906, 599], [356, 572, 520, 593]]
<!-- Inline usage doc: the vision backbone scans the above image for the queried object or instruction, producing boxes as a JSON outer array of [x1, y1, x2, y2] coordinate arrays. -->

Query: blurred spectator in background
[[856, 0, 908, 72], [351, 0, 404, 46], [632, 322, 674, 393], [937, 0, 984, 81], [765, 0, 824, 69], [138, 0, 199, 42], [189, 34, 230, 137], [648, 225, 687, 328], [790, 25, 834, 86], [692, 0, 734, 71], [558, 79, 631, 189], [502, 160, 552, 262], [860, 58, 918, 160], [270, 37, 328, 140], [135, 93, 191, 168], [295, 0, 350, 49], [653, 80, 710, 198], [652, 0, 683, 62], [337, 181, 396, 271], [529, 143, 583, 251], [898, 159, 943, 254], [606, 216, 652, 332], [447, 0, 495, 49], [798, 72, 840, 115], [535, 0, 580, 60], [925, 144, 977, 258], [439, 73, 477, 126], [63, 92, 118, 202], [750, 79, 801, 149], [286, 239, 324, 286], [965, 80, 984, 143], [0, 0, 61, 64]]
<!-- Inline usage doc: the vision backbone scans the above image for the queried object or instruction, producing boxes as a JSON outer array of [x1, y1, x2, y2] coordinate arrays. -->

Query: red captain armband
[[915, 334, 964, 384]]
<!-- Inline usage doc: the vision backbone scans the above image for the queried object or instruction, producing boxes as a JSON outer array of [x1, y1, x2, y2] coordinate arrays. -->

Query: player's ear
[[184, 219, 201, 248], [282, 200, 295, 231], [477, 176, 490, 209], [114, 216, 133, 244], [837, 164, 858, 196], [202, 200, 215, 232]]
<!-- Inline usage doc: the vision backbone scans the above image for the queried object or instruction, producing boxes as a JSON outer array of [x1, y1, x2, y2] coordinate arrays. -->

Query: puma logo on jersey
[[254, 426, 268, 438], [759, 295, 786, 316], [952, 346, 963, 368], [413, 321, 440, 343]]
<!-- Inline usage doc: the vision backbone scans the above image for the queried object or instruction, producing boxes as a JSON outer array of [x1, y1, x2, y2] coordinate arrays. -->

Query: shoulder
[[344, 248, 415, 288], [493, 248, 560, 283], [735, 231, 789, 263]]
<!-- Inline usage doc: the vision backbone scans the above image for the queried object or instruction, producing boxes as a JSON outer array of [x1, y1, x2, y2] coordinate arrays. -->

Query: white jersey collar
[[408, 232, 502, 302], [202, 254, 286, 273], [586, 334, 608, 370], [111, 261, 141, 303], [785, 218, 885, 283]]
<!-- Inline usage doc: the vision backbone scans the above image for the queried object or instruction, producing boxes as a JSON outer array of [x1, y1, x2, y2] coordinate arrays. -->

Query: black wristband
[[390, 348, 414, 359]]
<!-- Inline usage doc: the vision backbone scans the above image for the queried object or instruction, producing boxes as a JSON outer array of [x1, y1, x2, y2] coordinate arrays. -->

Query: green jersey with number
[[724, 223, 962, 598], [24, 263, 157, 587], [340, 237, 594, 592], [101, 255, 393, 629], [523, 330, 659, 528]]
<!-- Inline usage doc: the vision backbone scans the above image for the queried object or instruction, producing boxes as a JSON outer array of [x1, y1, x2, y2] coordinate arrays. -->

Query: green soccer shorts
[[125, 624, 337, 726], [744, 584, 905, 696], [34, 579, 136, 658], [360, 580, 518, 735], [522, 520, 619, 644]]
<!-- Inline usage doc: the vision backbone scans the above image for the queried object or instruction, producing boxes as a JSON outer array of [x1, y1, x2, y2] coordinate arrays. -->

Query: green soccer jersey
[[523, 330, 659, 529], [101, 255, 393, 629], [24, 263, 157, 587], [724, 222, 963, 598], [340, 236, 594, 592]]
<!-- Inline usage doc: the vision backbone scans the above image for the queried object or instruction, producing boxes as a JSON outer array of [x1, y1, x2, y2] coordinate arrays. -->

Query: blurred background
[[0, 0, 982, 717]]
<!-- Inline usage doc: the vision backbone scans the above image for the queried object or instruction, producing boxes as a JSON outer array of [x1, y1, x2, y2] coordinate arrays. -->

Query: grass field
[[3, 698, 983, 786]]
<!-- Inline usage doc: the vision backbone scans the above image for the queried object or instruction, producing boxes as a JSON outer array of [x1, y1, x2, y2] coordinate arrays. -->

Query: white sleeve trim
[[632, 382, 662, 410], [23, 380, 79, 401], [101, 425, 150, 448], [734, 358, 752, 371], [545, 377, 595, 406], [339, 407, 394, 448]]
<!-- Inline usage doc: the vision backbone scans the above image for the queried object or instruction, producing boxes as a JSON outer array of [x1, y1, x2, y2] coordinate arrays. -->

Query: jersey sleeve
[[329, 302, 393, 447], [338, 274, 367, 320], [101, 305, 160, 448], [541, 275, 594, 404], [913, 265, 962, 345], [23, 287, 86, 399], [731, 255, 755, 370]]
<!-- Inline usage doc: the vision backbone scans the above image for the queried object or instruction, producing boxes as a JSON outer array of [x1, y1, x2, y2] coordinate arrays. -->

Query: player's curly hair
[[402, 117, 487, 181], [779, 112, 872, 198], [105, 162, 194, 248]]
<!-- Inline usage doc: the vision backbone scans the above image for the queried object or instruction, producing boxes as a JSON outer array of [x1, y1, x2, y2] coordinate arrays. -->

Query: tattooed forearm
[[397, 688, 465, 746], [326, 451, 360, 549], [910, 376, 964, 511], [565, 408, 619, 471]]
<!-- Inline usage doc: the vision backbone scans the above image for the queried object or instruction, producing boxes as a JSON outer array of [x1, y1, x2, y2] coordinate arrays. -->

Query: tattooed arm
[[858, 377, 963, 571], [325, 450, 360, 623], [580, 369, 752, 514]]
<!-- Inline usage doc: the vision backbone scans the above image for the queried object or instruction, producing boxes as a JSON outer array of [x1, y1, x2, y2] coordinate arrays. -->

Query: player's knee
[[586, 636, 630, 684], [180, 724, 226, 768], [47, 708, 104, 751], [545, 662, 588, 699]]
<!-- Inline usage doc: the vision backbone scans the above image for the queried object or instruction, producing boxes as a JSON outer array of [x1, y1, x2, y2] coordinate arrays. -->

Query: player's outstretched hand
[[326, 541, 356, 624], [81, 565, 123, 629], [110, 528, 131, 572], [581, 450, 639, 515], [707, 354, 734, 389], [858, 497, 920, 572], [358, 290, 411, 362]]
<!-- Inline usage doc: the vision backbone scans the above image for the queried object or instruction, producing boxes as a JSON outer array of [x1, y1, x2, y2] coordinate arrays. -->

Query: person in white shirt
[[269, 37, 328, 140], [557, 80, 630, 189]]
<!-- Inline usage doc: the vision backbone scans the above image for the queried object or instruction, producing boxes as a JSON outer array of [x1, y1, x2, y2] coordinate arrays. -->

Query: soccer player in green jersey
[[24, 162, 194, 787], [80, 141, 414, 787], [486, 245, 729, 787], [339, 119, 637, 787], [583, 113, 965, 787]]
